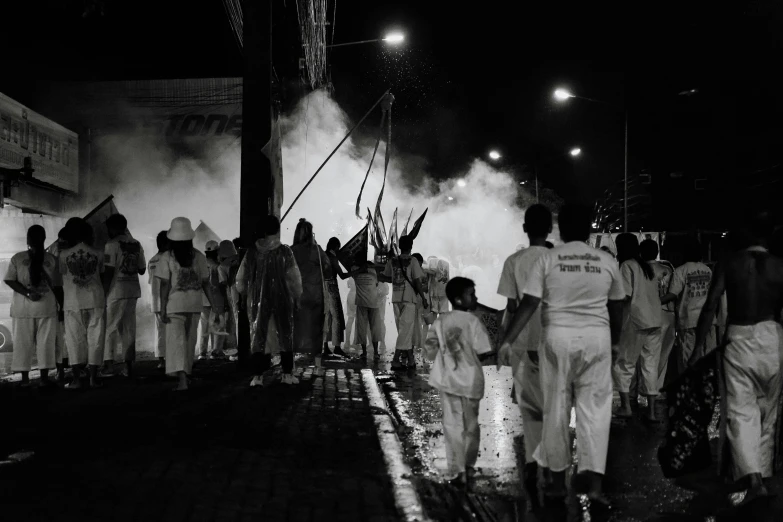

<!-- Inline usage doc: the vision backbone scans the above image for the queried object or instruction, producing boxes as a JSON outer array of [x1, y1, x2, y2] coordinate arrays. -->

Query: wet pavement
[[376, 347, 783, 522]]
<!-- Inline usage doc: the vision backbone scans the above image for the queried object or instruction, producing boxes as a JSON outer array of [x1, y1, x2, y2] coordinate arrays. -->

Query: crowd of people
[[4, 202, 782, 511]]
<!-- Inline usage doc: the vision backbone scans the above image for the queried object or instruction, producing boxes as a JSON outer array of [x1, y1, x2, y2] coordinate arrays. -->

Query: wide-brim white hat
[[168, 217, 196, 241]]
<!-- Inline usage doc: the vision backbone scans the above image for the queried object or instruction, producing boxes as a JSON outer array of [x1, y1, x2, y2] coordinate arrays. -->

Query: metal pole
[[624, 109, 628, 233], [326, 38, 382, 48], [535, 166, 539, 203]]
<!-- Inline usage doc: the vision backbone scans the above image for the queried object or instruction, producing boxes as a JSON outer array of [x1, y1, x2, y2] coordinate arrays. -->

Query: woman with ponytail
[[3, 225, 63, 387], [611, 233, 664, 422]]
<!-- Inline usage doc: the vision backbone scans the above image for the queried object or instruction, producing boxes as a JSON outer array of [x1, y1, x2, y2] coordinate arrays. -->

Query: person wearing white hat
[[156, 217, 213, 391], [101, 213, 146, 379], [199, 240, 228, 360]]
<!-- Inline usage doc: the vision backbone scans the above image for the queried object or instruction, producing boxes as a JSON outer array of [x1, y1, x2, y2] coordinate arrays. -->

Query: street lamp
[[554, 87, 629, 232], [488, 150, 502, 161], [570, 147, 582, 157], [457, 179, 467, 188], [326, 32, 405, 49]]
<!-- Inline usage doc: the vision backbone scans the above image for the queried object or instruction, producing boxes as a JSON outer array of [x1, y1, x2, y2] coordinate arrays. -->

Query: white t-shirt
[[425, 310, 492, 400], [104, 235, 146, 301], [148, 252, 164, 313], [497, 246, 548, 353], [651, 260, 675, 313], [354, 268, 379, 309], [4, 251, 61, 318], [669, 262, 712, 329], [621, 259, 662, 330], [523, 241, 625, 329], [384, 255, 425, 303], [59, 243, 105, 311], [155, 250, 209, 314]]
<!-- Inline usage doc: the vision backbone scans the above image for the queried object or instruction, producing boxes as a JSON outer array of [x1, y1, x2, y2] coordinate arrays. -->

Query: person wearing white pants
[[148, 231, 170, 369], [101, 214, 146, 379], [496, 203, 552, 507], [157, 218, 212, 392], [498, 203, 625, 504], [3, 225, 62, 388], [611, 233, 663, 422], [59, 218, 106, 389]]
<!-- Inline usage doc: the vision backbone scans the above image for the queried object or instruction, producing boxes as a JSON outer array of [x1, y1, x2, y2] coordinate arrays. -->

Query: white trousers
[[514, 352, 544, 464], [166, 312, 200, 375], [723, 321, 782, 479], [535, 326, 612, 474], [55, 319, 65, 364], [104, 298, 137, 363], [197, 306, 211, 354], [440, 390, 481, 477], [356, 306, 383, 344], [154, 313, 166, 358], [11, 317, 57, 372], [656, 312, 676, 391], [345, 302, 357, 345], [65, 308, 105, 366], [431, 296, 450, 314], [393, 302, 416, 352], [613, 326, 662, 396]]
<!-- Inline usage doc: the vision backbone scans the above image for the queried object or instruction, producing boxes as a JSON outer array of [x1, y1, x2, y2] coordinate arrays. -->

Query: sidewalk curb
[[361, 368, 431, 522]]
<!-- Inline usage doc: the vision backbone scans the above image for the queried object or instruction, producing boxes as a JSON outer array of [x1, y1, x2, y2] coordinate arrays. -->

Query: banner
[[367, 208, 377, 250], [337, 224, 369, 270], [194, 220, 221, 253], [408, 208, 428, 241], [262, 116, 283, 218], [387, 208, 399, 256], [373, 203, 388, 253], [400, 208, 413, 238]]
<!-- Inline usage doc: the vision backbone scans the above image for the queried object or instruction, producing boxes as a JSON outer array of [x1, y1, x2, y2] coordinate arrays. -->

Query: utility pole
[[240, 0, 273, 243]]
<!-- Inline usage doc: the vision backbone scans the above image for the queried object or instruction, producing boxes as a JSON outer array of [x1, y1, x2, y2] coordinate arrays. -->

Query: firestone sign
[[0, 93, 79, 193], [164, 113, 242, 138]]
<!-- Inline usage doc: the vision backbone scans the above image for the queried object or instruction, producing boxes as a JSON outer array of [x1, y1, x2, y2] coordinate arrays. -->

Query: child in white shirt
[[424, 276, 493, 488]]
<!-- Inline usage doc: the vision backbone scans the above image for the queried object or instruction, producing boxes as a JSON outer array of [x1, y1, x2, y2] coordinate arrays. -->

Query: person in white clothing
[[498, 203, 625, 505], [424, 276, 493, 489], [424, 256, 450, 315], [661, 239, 715, 373], [60, 218, 106, 390], [201, 240, 228, 360], [157, 218, 213, 391], [496, 203, 552, 507], [101, 214, 146, 379], [148, 231, 169, 370], [345, 278, 357, 348], [376, 273, 389, 351], [352, 260, 383, 360], [640, 239, 676, 392], [50, 226, 72, 383], [611, 233, 663, 422], [3, 225, 63, 388]]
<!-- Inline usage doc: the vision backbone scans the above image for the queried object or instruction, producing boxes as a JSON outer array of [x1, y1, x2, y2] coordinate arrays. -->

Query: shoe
[[360, 351, 367, 360], [229, 355, 239, 362], [281, 374, 300, 385], [446, 473, 467, 490], [98, 369, 115, 379], [391, 359, 405, 371], [210, 351, 227, 360], [333, 346, 347, 357], [197, 354, 208, 361], [249, 376, 264, 387]]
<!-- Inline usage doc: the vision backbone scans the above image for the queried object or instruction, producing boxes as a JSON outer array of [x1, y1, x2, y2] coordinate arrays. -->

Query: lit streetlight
[[554, 86, 629, 232], [488, 150, 502, 161], [570, 147, 582, 157], [326, 32, 406, 49], [457, 179, 467, 188]]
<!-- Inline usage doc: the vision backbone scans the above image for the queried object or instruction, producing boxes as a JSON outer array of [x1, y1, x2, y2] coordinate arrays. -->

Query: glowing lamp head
[[447, 196, 454, 201], [488, 150, 501, 161], [554, 88, 574, 101], [570, 147, 582, 157], [456, 179, 467, 188], [383, 33, 405, 44]]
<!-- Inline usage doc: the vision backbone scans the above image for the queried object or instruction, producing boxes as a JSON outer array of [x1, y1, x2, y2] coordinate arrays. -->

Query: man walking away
[[101, 214, 145, 379], [380, 235, 428, 371], [692, 214, 783, 505], [148, 231, 169, 370], [496, 203, 552, 507], [498, 203, 625, 507], [640, 239, 676, 392]]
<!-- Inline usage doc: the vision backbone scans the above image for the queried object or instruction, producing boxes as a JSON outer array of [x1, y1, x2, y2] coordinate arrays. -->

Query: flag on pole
[[47, 195, 132, 255], [373, 202, 387, 251], [337, 224, 369, 270], [387, 208, 399, 256], [407, 208, 428, 241], [400, 208, 414, 237], [367, 208, 377, 250]]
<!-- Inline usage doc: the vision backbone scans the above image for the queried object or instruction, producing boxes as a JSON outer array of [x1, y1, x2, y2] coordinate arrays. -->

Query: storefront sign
[[0, 93, 79, 193]]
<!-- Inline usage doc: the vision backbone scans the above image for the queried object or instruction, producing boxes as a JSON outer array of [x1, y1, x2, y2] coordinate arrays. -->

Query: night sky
[[5, 0, 783, 228]]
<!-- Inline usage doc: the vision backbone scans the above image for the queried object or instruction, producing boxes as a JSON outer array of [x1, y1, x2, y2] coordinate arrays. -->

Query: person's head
[[326, 237, 341, 253], [67, 217, 94, 246], [26, 225, 47, 287], [399, 235, 413, 254], [205, 240, 219, 261], [167, 217, 196, 267], [412, 253, 424, 266], [156, 231, 170, 253], [218, 240, 237, 260], [446, 277, 477, 311], [615, 233, 639, 264], [523, 204, 553, 240], [640, 239, 659, 262], [106, 213, 127, 239], [684, 237, 702, 263], [293, 218, 314, 245], [57, 227, 72, 250], [255, 215, 281, 240], [558, 203, 592, 243]]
